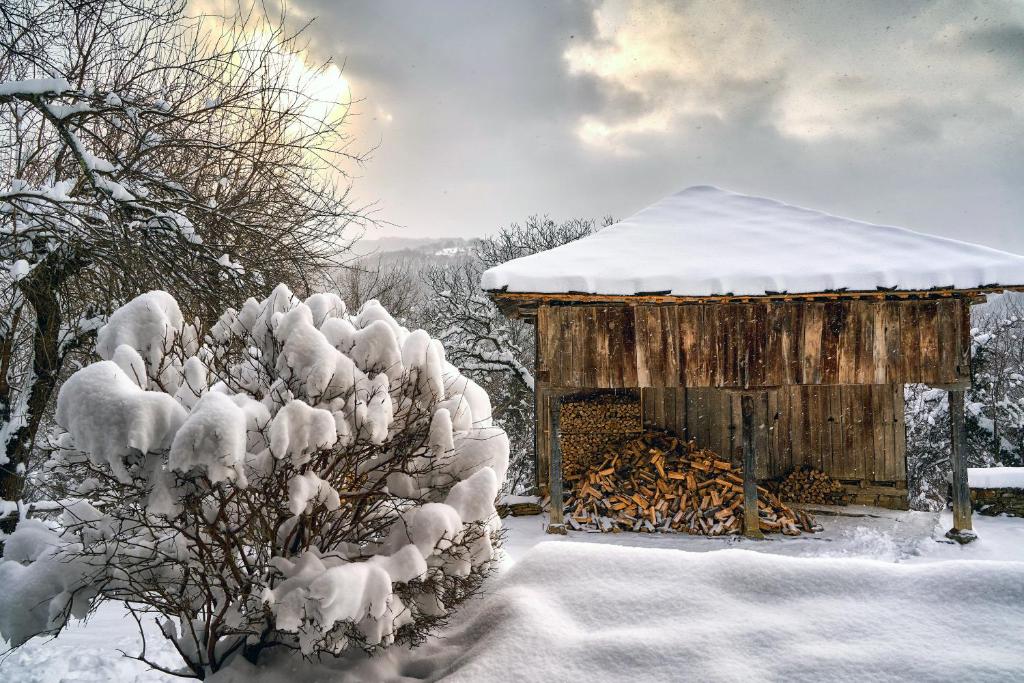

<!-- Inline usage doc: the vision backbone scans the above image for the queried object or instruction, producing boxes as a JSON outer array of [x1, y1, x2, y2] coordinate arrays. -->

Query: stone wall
[[970, 488, 1024, 517]]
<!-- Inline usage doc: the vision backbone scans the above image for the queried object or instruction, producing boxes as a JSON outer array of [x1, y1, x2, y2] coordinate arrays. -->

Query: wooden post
[[741, 393, 764, 539], [946, 389, 977, 543], [547, 394, 566, 534]]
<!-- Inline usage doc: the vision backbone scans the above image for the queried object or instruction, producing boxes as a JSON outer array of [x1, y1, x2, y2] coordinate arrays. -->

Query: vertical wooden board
[[834, 386, 847, 477], [811, 387, 827, 473], [765, 302, 785, 386], [788, 386, 803, 468], [657, 305, 676, 388], [641, 387, 654, 429], [839, 386, 856, 478], [786, 305, 802, 385], [621, 305, 639, 387], [685, 388, 703, 446], [728, 391, 741, 461], [577, 308, 593, 388], [958, 298, 972, 380], [894, 384, 907, 478], [597, 308, 612, 388], [569, 308, 585, 388], [749, 304, 768, 387], [935, 299, 957, 385], [719, 305, 735, 387], [778, 385, 794, 475], [918, 301, 940, 385], [856, 303, 877, 384], [823, 302, 848, 384], [898, 302, 922, 382], [876, 387, 892, 479], [544, 307, 560, 385], [674, 387, 687, 436], [536, 385, 550, 488], [757, 391, 771, 479], [802, 385, 816, 467], [801, 303, 825, 384], [835, 302, 858, 384], [766, 388, 779, 476], [852, 386, 867, 478], [585, 307, 598, 387], [824, 387, 837, 477], [872, 304, 888, 384], [867, 386, 883, 480], [634, 306, 653, 387], [605, 306, 623, 388], [678, 305, 698, 386], [882, 301, 902, 384], [553, 307, 571, 386]]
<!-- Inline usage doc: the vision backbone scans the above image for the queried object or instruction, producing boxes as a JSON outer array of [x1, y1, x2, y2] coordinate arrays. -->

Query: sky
[[276, 0, 1023, 251]]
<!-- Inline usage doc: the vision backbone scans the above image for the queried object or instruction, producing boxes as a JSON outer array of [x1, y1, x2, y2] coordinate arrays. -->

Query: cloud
[[566, 0, 1024, 151], [271, 0, 1024, 253]]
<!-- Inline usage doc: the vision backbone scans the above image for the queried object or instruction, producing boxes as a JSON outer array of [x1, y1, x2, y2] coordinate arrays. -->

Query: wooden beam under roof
[[487, 285, 1024, 318]]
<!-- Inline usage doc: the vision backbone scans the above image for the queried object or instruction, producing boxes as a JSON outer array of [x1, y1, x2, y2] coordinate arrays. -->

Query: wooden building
[[483, 186, 1024, 542]]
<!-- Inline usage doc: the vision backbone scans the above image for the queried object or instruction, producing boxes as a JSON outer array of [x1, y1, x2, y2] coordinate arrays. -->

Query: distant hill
[[350, 236, 475, 258]]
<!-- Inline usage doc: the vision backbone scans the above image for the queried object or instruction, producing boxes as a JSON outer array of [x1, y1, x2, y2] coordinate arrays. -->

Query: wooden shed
[[483, 186, 1024, 542]]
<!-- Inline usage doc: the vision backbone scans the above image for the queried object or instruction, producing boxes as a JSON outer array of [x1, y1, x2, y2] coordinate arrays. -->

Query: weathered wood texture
[[540, 385, 909, 509], [948, 389, 973, 532], [536, 299, 970, 389], [741, 393, 764, 539]]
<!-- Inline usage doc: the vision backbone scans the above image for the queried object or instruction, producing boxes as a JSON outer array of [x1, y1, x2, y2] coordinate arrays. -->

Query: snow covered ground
[[4, 510, 1024, 682]]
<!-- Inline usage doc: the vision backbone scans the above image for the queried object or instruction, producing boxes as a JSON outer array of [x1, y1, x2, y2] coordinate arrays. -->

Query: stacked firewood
[[775, 466, 848, 506], [560, 395, 642, 479], [563, 431, 818, 536]]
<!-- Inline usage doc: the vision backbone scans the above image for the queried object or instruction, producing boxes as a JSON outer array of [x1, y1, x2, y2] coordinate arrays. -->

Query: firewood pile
[[773, 466, 849, 506], [563, 431, 818, 536], [560, 394, 642, 479]]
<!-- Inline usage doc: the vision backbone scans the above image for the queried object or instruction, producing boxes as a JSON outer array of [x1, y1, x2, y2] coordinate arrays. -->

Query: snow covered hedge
[[0, 286, 509, 677]]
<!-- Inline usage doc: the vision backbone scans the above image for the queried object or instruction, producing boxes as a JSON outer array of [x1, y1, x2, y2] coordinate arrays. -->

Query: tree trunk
[[0, 270, 65, 537]]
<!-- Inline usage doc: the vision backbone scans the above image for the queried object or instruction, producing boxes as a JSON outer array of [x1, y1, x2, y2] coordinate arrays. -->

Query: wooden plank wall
[[670, 385, 906, 482], [536, 299, 970, 389], [538, 385, 908, 489]]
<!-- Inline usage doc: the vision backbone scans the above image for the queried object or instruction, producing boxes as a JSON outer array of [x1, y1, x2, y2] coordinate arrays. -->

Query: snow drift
[[316, 541, 1024, 683]]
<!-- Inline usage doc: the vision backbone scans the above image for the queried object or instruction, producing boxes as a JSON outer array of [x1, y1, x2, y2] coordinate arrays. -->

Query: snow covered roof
[[480, 186, 1024, 298]]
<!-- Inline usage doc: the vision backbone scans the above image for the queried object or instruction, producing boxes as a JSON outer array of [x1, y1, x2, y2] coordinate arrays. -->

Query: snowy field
[[4, 510, 1024, 682]]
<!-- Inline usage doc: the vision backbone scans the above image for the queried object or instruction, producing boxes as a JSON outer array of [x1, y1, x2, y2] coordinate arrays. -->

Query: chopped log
[[561, 430, 818, 536], [773, 466, 849, 506]]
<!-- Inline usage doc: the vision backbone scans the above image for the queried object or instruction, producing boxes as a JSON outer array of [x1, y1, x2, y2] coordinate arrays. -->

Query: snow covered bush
[[0, 287, 509, 678]]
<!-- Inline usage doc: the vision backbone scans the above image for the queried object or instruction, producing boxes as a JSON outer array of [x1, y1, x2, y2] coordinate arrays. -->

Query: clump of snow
[[968, 466, 1024, 489], [168, 392, 247, 484], [55, 361, 186, 483], [9, 258, 30, 281], [481, 186, 1024, 296], [95, 291, 186, 383], [269, 399, 338, 465], [0, 77, 72, 96]]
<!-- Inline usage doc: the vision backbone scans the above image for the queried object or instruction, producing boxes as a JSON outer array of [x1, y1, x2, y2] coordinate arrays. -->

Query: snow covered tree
[[422, 217, 605, 493], [0, 0, 365, 530], [905, 294, 1024, 509], [0, 286, 508, 677]]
